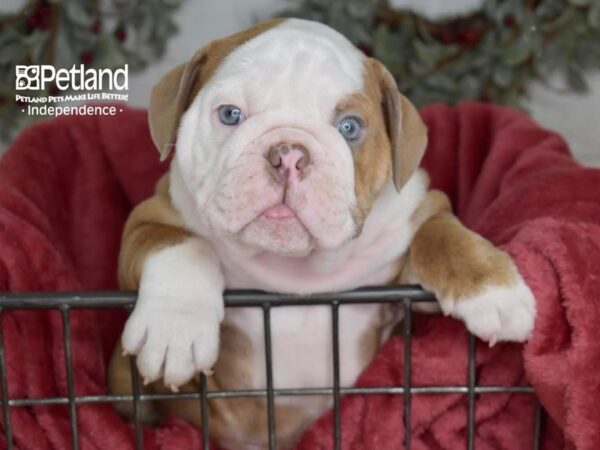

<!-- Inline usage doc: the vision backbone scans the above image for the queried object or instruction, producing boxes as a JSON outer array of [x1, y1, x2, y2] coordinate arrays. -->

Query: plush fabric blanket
[[0, 103, 598, 449]]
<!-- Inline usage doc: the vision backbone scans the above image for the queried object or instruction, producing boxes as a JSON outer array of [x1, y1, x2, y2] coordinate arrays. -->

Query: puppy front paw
[[438, 276, 536, 345], [122, 304, 220, 390]]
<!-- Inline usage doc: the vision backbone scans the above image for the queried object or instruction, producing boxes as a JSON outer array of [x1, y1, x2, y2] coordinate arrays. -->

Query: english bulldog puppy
[[108, 18, 535, 450]]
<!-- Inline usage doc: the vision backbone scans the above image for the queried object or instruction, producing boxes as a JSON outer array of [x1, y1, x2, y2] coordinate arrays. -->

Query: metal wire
[[60, 306, 79, 450], [199, 373, 209, 450], [534, 400, 543, 450], [0, 286, 436, 309], [0, 307, 13, 450], [0, 384, 536, 407], [467, 333, 476, 450], [331, 301, 341, 450], [0, 287, 544, 450], [262, 303, 276, 450], [403, 298, 412, 449], [129, 355, 143, 450]]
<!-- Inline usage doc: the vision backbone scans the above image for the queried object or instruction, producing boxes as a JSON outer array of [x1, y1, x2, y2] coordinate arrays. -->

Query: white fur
[[162, 167, 429, 394], [121, 239, 225, 388], [173, 19, 366, 255], [209, 171, 428, 294], [128, 19, 384, 391], [218, 173, 429, 406], [125, 19, 535, 413], [439, 276, 536, 343], [126, 170, 428, 392]]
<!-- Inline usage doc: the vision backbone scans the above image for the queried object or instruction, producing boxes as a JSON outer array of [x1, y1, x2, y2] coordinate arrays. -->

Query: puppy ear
[[370, 59, 428, 191], [148, 46, 209, 160]]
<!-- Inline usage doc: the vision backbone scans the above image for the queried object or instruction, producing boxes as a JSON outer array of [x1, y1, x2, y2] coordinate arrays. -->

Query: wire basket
[[0, 286, 543, 449]]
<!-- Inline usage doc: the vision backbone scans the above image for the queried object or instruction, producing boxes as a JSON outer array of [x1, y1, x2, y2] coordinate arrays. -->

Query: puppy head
[[149, 19, 427, 256]]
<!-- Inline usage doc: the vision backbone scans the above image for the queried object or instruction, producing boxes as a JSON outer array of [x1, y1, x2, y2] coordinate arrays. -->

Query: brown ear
[[148, 46, 209, 160], [370, 59, 428, 191], [148, 19, 287, 160]]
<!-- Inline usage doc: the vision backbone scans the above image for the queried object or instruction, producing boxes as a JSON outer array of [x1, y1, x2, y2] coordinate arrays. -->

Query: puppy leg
[[121, 237, 225, 390], [108, 343, 161, 423], [406, 211, 535, 344], [115, 174, 226, 391]]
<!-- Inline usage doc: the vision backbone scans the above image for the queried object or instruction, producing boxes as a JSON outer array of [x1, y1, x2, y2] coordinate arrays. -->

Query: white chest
[[219, 173, 427, 395], [218, 172, 428, 294]]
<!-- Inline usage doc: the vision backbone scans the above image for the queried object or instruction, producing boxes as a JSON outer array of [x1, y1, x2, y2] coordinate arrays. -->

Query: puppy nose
[[267, 143, 311, 179]]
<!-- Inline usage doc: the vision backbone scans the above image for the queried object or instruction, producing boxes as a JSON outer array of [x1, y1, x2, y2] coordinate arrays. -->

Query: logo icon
[[16, 65, 40, 90]]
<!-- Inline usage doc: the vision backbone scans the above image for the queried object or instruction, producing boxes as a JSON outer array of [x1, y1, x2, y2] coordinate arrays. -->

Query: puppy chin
[[239, 216, 313, 256]]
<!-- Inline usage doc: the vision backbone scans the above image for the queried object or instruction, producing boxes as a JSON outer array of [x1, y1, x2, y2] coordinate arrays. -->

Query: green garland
[[0, 0, 182, 142], [2, 0, 599, 143], [281, 0, 600, 107]]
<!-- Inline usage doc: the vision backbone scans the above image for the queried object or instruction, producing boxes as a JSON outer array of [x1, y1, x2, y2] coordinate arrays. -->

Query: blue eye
[[218, 105, 244, 125], [337, 116, 363, 141]]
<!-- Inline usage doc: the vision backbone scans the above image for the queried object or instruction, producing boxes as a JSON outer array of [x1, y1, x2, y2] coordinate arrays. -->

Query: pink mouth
[[262, 204, 296, 219]]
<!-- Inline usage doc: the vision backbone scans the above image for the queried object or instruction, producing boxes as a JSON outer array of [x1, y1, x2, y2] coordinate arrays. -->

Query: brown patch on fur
[[170, 323, 312, 449], [110, 166, 309, 447], [117, 174, 190, 290], [409, 187, 451, 231], [113, 26, 513, 449], [340, 78, 392, 220], [406, 202, 517, 300], [109, 172, 192, 420], [192, 19, 285, 90], [108, 343, 162, 423], [363, 58, 428, 192], [376, 64, 427, 191], [149, 19, 286, 158], [109, 321, 310, 449], [340, 59, 428, 223]]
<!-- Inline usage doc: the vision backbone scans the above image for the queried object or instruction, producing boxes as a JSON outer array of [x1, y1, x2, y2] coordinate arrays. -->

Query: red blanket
[[0, 103, 598, 449]]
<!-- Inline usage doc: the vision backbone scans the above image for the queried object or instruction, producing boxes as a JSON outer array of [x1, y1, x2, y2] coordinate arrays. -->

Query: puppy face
[[149, 19, 427, 256]]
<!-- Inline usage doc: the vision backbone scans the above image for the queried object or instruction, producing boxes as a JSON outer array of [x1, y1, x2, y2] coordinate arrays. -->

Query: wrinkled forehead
[[206, 19, 366, 116]]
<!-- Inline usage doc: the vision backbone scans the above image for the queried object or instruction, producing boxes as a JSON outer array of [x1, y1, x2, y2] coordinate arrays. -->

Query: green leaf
[[0, 38, 23, 71], [345, 0, 377, 19], [425, 73, 456, 92], [470, 49, 493, 69], [412, 38, 443, 67], [568, 0, 591, 6], [588, 1, 600, 29], [566, 64, 588, 91], [308, 0, 331, 8], [493, 66, 513, 87], [0, 39, 24, 65], [26, 31, 50, 64], [484, 0, 521, 25], [93, 34, 127, 69], [502, 33, 533, 66], [459, 75, 482, 99], [536, 0, 563, 19], [65, 0, 95, 28], [408, 58, 429, 76], [162, 0, 183, 7], [155, 18, 177, 41], [373, 26, 397, 58]]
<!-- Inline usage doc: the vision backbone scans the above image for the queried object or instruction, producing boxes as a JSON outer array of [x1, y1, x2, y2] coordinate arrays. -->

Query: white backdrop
[[3, 0, 599, 165], [125, 0, 600, 166]]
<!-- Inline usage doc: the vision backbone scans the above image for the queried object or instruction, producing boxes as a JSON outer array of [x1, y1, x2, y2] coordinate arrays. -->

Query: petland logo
[[15, 64, 129, 118], [16, 64, 128, 91]]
